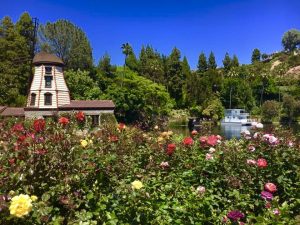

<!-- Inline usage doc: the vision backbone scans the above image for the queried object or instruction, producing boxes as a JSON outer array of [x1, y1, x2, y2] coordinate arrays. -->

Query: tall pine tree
[[222, 52, 232, 73], [197, 52, 208, 73], [15, 12, 34, 96], [139, 45, 164, 84], [166, 47, 183, 107], [0, 16, 30, 106], [208, 51, 217, 70], [251, 48, 261, 63], [231, 54, 239, 67]]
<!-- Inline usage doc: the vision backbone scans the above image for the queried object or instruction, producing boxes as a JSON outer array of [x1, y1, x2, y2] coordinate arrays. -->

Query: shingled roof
[[33, 52, 64, 66], [59, 100, 115, 110], [0, 107, 25, 117], [0, 106, 6, 113]]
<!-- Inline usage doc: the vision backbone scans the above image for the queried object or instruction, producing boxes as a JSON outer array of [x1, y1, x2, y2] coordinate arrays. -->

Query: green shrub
[[0, 118, 299, 224]]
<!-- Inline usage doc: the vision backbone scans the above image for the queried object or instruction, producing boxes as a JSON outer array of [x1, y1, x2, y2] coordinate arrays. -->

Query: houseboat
[[221, 109, 251, 125]]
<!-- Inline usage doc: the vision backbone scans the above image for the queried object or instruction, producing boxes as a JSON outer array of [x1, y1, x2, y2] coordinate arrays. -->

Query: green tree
[[105, 69, 173, 127], [15, 12, 35, 96], [251, 48, 261, 63], [139, 45, 164, 84], [208, 51, 217, 70], [282, 94, 300, 123], [261, 53, 268, 60], [16, 12, 35, 57], [39, 19, 93, 70], [222, 52, 231, 73], [122, 43, 139, 71], [97, 53, 116, 77], [282, 29, 300, 52], [0, 16, 30, 106], [202, 98, 224, 121], [221, 78, 255, 110], [181, 56, 191, 106], [65, 70, 102, 100], [166, 47, 183, 106], [197, 52, 208, 73], [261, 100, 280, 122], [231, 54, 239, 67]]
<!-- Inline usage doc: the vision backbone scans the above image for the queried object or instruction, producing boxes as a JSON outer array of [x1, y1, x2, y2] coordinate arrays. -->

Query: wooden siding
[[27, 65, 70, 108], [57, 91, 71, 106]]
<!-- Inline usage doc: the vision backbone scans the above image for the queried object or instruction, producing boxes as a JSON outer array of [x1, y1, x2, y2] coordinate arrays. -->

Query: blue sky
[[1, 0, 299, 69]]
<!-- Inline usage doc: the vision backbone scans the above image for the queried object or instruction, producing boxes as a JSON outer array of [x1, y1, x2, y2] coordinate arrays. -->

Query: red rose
[[109, 135, 119, 142], [183, 137, 193, 146], [257, 158, 268, 168], [12, 123, 24, 132], [33, 119, 46, 132], [167, 143, 176, 156], [265, 202, 271, 209], [264, 183, 277, 193], [8, 158, 15, 165], [118, 123, 126, 131], [191, 130, 198, 136], [76, 111, 85, 122], [59, 117, 69, 126], [35, 149, 47, 155], [207, 135, 218, 146], [18, 135, 27, 142]]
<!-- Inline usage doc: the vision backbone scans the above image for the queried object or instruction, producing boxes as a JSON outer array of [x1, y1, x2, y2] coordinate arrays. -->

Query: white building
[[1, 52, 115, 125]]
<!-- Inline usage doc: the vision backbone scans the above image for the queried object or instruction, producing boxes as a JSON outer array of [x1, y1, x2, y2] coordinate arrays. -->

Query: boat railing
[[225, 113, 249, 117]]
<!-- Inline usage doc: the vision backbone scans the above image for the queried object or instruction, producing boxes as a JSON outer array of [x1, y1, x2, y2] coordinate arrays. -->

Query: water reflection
[[220, 124, 251, 139], [169, 121, 300, 140]]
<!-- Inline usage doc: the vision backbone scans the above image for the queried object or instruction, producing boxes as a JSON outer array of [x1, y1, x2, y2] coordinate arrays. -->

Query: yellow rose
[[30, 195, 38, 202], [9, 194, 32, 218], [131, 180, 144, 190], [161, 132, 169, 138], [167, 131, 173, 136], [8, 190, 15, 196], [157, 137, 164, 144], [80, 140, 88, 148]]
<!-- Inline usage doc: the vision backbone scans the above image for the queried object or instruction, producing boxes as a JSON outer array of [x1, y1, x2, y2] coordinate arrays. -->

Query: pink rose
[[248, 145, 256, 152], [247, 159, 256, 165], [160, 161, 170, 169], [264, 183, 277, 193], [257, 158, 267, 168], [207, 135, 218, 146], [191, 130, 198, 136], [206, 153, 214, 160], [196, 186, 206, 194]]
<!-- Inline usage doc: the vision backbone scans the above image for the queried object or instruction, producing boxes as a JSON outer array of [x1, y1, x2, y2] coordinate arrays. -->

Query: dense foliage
[[104, 69, 173, 127], [0, 13, 34, 106], [39, 19, 93, 71], [0, 117, 300, 224], [282, 29, 300, 52], [1, 13, 300, 124]]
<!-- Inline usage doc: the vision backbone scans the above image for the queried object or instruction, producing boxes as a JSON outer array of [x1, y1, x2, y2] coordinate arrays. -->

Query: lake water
[[168, 121, 300, 139]]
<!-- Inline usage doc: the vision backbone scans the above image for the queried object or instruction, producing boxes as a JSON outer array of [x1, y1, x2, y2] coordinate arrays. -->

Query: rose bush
[[0, 116, 299, 224]]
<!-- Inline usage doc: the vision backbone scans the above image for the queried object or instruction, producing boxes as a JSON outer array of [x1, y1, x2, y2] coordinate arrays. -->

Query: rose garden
[[0, 112, 299, 224]]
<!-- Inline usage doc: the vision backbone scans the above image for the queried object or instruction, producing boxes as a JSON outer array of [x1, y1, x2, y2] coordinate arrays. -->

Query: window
[[45, 76, 52, 88], [92, 115, 99, 126], [45, 66, 52, 74], [44, 93, 52, 105], [30, 93, 36, 106]]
